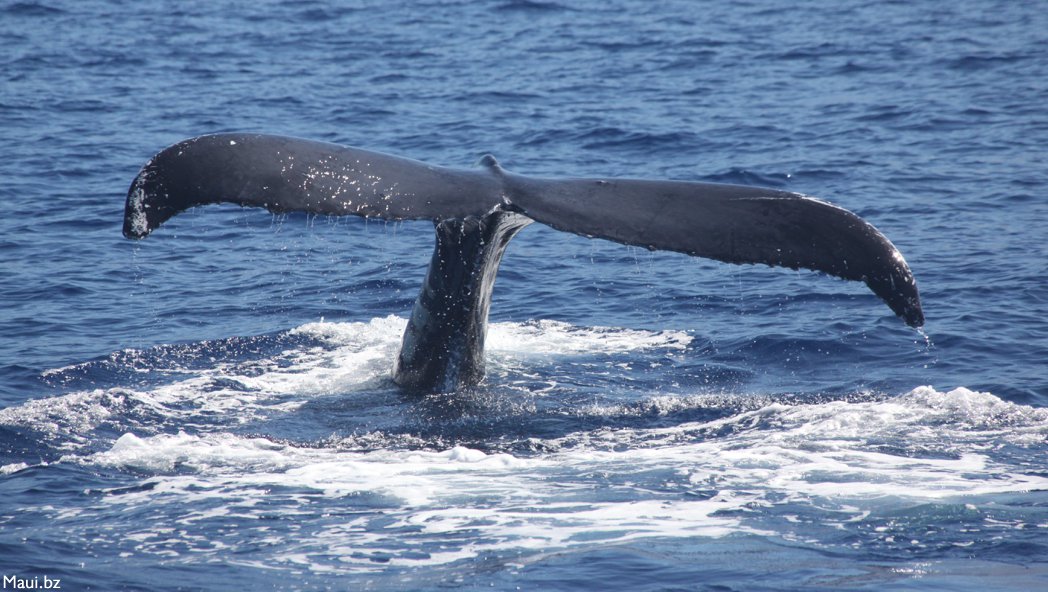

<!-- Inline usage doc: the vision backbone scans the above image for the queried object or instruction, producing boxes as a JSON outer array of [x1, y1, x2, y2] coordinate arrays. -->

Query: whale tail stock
[[125, 133, 924, 392]]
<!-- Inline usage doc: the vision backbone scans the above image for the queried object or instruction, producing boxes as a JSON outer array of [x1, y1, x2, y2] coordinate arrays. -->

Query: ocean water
[[2, 0, 1047, 590]]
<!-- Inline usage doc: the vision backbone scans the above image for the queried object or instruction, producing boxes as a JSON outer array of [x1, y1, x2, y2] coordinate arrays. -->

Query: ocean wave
[[10, 323, 1040, 573], [34, 382, 1042, 572], [5, 312, 1045, 574]]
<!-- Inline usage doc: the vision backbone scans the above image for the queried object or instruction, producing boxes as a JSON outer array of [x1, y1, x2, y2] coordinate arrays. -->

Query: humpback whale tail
[[125, 133, 923, 392]]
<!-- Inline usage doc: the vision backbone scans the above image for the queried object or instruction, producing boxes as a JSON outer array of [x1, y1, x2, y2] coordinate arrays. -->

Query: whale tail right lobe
[[502, 174, 924, 328]]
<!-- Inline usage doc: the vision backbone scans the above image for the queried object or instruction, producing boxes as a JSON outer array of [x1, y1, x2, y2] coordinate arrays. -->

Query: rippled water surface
[[2, 0, 1047, 590]]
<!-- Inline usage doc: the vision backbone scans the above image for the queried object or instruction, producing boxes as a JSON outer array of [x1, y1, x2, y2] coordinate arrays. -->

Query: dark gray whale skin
[[124, 133, 924, 392]]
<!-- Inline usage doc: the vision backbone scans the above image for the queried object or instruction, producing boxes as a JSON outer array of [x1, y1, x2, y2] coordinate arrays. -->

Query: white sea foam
[[1, 462, 30, 475], [83, 430, 755, 570], [63, 384, 1047, 572], [11, 319, 1048, 573], [486, 318, 692, 355], [0, 388, 129, 448], [9, 317, 694, 451]]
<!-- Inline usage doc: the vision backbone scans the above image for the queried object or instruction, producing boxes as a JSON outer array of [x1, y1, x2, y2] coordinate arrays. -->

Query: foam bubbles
[[56, 383, 1045, 572], [99, 432, 293, 473], [79, 429, 750, 569], [486, 318, 692, 355], [9, 319, 1048, 574], [1, 462, 30, 475]]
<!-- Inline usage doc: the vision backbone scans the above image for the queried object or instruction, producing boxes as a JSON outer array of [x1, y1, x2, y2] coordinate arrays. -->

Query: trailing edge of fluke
[[124, 133, 924, 392]]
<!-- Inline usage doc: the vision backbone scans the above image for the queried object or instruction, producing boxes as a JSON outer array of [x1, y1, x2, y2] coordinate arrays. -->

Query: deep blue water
[[2, 0, 1047, 589]]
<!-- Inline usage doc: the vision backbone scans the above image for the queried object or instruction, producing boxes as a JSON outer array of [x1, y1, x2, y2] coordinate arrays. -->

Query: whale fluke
[[123, 134, 502, 238], [125, 133, 924, 392]]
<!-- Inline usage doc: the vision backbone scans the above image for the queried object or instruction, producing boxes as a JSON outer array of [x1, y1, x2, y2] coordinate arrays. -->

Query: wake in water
[[2, 317, 1046, 578]]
